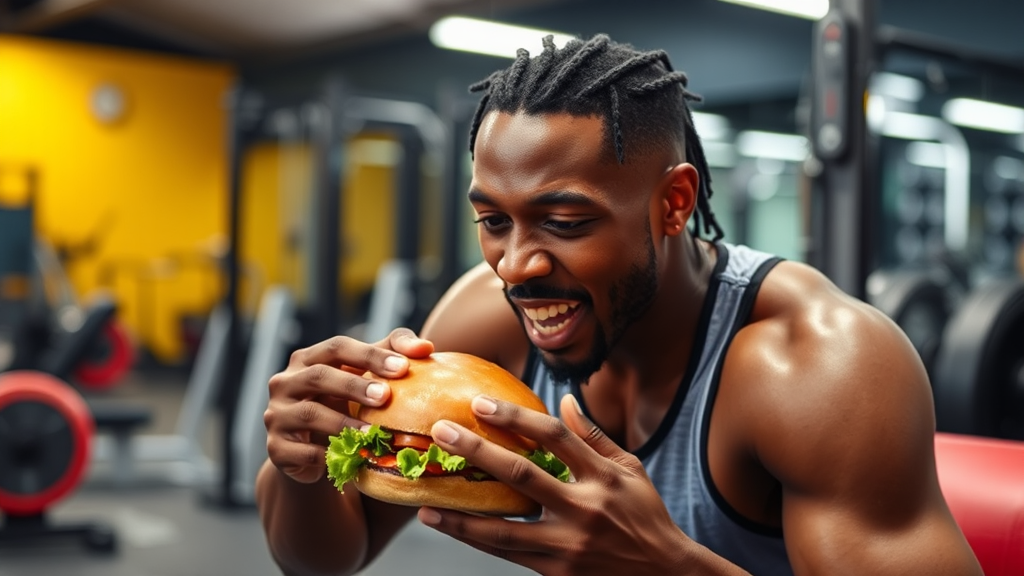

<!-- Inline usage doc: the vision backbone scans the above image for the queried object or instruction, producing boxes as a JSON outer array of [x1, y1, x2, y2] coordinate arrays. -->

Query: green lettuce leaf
[[325, 425, 393, 491], [395, 445, 467, 479], [527, 449, 571, 482], [324, 425, 571, 491]]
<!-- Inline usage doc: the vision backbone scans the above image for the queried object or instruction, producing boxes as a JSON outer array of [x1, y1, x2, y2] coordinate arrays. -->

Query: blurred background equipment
[[808, 0, 1024, 444], [0, 371, 116, 554], [0, 0, 1021, 574]]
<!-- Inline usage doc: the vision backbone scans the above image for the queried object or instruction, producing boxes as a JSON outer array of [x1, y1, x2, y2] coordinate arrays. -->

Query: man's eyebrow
[[468, 188, 598, 207]]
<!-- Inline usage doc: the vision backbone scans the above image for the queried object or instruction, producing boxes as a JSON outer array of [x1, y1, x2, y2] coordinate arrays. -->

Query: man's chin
[[539, 347, 606, 387]]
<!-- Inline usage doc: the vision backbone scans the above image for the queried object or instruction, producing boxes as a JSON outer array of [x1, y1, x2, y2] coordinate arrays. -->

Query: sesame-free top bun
[[353, 352, 550, 516], [356, 351, 549, 454]]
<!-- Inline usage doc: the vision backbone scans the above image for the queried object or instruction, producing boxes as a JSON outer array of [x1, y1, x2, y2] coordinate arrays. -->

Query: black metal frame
[[809, 0, 1024, 299]]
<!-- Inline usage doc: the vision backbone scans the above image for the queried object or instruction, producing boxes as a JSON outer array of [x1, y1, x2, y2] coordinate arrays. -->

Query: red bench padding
[[935, 432, 1024, 576]]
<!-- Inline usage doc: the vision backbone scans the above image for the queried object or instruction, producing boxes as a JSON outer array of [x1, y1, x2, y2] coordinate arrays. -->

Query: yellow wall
[[238, 135, 397, 323], [0, 35, 235, 363]]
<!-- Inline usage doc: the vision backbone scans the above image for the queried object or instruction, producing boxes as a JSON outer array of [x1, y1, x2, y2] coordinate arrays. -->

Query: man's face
[[470, 111, 666, 385]]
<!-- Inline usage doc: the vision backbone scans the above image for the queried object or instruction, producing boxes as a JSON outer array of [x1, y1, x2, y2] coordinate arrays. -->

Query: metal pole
[[213, 84, 262, 508], [809, 0, 878, 300], [305, 76, 346, 343]]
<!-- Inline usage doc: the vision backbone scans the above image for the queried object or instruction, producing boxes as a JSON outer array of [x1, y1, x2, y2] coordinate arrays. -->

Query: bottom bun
[[355, 468, 541, 517]]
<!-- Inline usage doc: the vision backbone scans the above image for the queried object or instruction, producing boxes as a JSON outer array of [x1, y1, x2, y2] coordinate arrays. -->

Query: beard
[[505, 227, 659, 387]]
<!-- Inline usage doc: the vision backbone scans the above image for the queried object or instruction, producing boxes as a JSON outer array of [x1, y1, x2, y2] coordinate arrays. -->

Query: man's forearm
[[256, 460, 369, 576]]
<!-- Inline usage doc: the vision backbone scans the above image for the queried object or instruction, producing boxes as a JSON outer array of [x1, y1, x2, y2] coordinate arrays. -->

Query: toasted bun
[[355, 468, 541, 517], [356, 352, 549, 454], [354, 352, 549, 516]]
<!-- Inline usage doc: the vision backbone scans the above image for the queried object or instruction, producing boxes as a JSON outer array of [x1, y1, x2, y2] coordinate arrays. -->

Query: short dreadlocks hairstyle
[[467, 33, 724, 241]]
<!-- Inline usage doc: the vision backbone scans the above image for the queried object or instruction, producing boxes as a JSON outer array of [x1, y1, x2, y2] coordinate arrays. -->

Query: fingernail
[[366, 382, 386, 400], [433, 421, 460, 444], [568, 394, 584, 416], [472, 395, 497, 415], [384, 355, 407, 373], [359, 424, 372, 432], [419, 507, 442, 525]]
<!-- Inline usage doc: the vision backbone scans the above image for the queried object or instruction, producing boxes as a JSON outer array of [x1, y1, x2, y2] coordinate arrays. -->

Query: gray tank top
[[524, 242, 791, 576]]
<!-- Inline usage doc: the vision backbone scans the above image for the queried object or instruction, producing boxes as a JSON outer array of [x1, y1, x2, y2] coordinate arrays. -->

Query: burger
[[325, 352, 570, 517]]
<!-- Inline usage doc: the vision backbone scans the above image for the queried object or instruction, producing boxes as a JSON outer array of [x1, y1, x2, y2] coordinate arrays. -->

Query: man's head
[[467, 34, 721, 385], [467, 33, 723, 241]]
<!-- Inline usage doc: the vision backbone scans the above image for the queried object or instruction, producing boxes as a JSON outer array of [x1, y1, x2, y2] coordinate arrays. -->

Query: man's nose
[[496, 232, 552, 285]]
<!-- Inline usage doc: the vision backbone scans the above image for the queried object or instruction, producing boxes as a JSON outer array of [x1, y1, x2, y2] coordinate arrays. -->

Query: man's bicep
[[781, 483, 979, 575], [759, 315, 981, 575]]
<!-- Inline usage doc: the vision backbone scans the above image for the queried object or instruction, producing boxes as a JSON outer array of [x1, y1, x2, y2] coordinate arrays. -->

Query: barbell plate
[[74, 320, 134, 390], [0, 371, 94, 515], [867, 269, 951, 376], [933, 279, 1024, 439]]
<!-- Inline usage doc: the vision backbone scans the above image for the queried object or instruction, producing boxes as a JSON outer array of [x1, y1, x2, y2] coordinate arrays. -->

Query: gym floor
[[0, 372, 532, 576]]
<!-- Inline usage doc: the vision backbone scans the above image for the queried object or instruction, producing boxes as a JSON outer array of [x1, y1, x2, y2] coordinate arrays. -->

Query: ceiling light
[[941, 98, 1024, 134], [717, 0, 828, 20], [870, 72, 925, 103], [993, 155, 1024, 181], [429, 16, 576, 59], [702, 141, 738, 168], [692, 112, 732, 141], [905, 141, 947, 169], [736, 131, 809, 162]]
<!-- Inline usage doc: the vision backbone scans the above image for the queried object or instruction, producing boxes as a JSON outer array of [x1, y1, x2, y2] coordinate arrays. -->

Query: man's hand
[[263, 328, 433, 485], [417, 394, 731, 576]]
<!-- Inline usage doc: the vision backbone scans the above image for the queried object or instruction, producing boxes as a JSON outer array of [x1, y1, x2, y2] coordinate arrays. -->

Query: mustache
[[505, 283, 591, 303]]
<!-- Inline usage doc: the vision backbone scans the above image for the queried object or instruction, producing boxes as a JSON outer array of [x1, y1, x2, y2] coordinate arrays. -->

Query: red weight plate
[[0, 371, 94, 515], [74, 321, 134, 390]]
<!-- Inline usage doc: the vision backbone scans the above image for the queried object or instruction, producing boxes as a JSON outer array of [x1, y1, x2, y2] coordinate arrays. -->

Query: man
[[256, 34, 981, 575]]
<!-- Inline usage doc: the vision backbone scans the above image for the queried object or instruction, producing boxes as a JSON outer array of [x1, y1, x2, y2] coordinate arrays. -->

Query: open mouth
[[521, 302, 581, 336]]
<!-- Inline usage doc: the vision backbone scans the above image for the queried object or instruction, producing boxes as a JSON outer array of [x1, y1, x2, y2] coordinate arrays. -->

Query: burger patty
[[360, 450, 494, 481]]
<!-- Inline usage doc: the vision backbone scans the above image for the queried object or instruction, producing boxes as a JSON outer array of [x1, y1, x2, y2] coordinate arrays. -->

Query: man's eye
[[546, 219, 592, 232], [473, 215, 509, 230]]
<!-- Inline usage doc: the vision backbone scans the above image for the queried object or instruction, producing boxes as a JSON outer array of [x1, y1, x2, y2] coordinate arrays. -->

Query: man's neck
[[601, 236, 716, 392]]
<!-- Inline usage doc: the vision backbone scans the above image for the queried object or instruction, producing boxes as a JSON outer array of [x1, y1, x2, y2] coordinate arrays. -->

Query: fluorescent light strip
[[717, 0, 828, 20], [692, 112, 732, 141], [736, 131, 809, 162], [993, 156, 1024, 181], [429, 16, 576, 59], [703, 141, 738, 168], [941, 98, 1024, 134], [870, 72, 925, 103], [905, 141, 947, 169]]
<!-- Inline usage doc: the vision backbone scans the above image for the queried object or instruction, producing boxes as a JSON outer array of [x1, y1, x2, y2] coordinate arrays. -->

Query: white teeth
[[534, 318, 569, 335], [524, 297, 581, 330]]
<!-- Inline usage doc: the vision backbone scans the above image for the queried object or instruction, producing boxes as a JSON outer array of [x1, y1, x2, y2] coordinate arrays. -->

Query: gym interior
[[0, 0, 1022, 574]]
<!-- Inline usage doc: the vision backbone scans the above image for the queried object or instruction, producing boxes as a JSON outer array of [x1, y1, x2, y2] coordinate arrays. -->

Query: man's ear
[[660, 163, 698, 237]]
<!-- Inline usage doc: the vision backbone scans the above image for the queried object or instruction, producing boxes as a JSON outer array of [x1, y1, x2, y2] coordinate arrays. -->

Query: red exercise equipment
[[935, 432, 1024, 576], [0, 370, 116, 553]]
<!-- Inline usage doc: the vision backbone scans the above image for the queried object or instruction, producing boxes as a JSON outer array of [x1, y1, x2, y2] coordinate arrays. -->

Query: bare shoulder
[[720, 260, 936, 488], [420, 261, 531, 376]]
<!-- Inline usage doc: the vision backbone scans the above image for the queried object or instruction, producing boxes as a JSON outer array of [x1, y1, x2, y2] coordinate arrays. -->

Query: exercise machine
[[810, 0, 1024, 439], [202, 78, 452, 506]]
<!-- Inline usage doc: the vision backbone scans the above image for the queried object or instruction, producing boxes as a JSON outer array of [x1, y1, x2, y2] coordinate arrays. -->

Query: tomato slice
[[370, 454, 398, 468], [391, 433, 434, 451]]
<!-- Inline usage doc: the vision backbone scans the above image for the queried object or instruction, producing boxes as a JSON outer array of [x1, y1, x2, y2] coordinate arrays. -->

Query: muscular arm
[[256, 461, 415, 576], [721, 263, 981, 575], [257, 261, 527, 576]]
